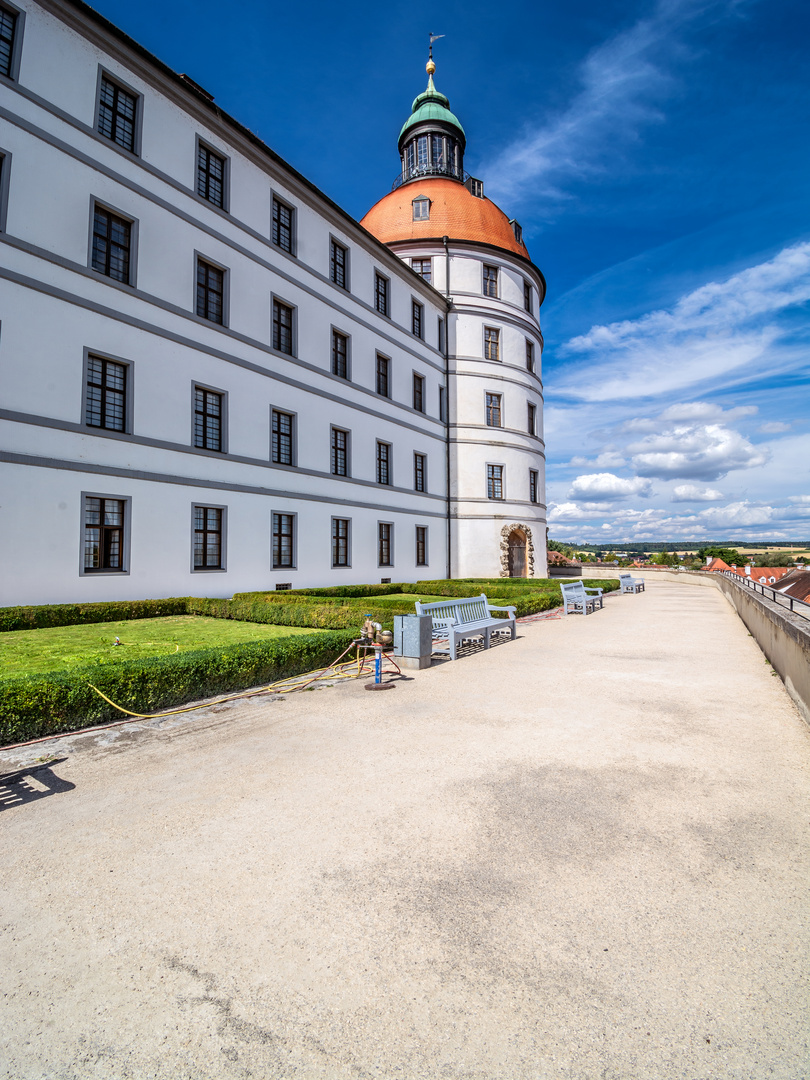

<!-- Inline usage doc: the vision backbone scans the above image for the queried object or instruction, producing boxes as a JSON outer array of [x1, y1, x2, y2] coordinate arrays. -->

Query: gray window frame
[[374, 270, 390, 317], [329, 236, 350, 290], [271, 294, 296, 356], [271, 192, 296, 256], [412, 372, 425, 413], [485, 391, 503, 428], [376, 352, 391, 398], [88, 196, 138, 288], [376, 440, 392, 486], [413, 451, 427, 493], [194, 250, 229, 327], [483, 264, 499, 298], [79, 491, 131, 577], [526, 339, 535, 373], [529, 469, 539, 504], [272, 510, 297, 570], [331, 516, 351, 568], [191, 502, 227, 573], [483, 325, 500, 362], [528, 401, 537, 435], [415, 525, 428, 567], [195, 136, 229, 212], [270, 406, 297, 467], [331, 326, 351, 380], [81, 347, 134, 434], [412, 196, 430, 221], [330, 425, 351, 477], [94, 67, 143, 157], [191, 380, 228, 454], [377, 521, 394, 568], [0, 146, 12, 233], [0, 0, 24, 82], [486, 463, 505, 500], [412, 298, 424, 339]]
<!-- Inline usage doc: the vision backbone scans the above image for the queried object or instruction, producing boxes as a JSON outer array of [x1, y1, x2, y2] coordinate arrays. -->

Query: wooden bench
[[560, 580, 604, 615], [619, 572, 645, 594], [414, 594, 517, 661]]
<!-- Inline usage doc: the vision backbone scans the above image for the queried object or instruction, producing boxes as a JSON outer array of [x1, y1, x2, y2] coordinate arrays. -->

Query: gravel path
[[1, 581, 808, 1079]]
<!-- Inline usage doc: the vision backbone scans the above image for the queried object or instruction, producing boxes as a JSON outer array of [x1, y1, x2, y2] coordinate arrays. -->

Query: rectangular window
[[272, 512, 295, 569], [86, 355, 126, 432], [196, 258, 224, 324], [439, 385, 447, 422], [438, 316, 445, 352], [378, 522, 392, 567], [484, 327, 500, 361], [375, 272, 389, 316], [193, 506, 223, 570], [528, 402, 537, 435], [271, 409, 294, 465], [412, 197, 429, 221], [414, 452, 426, 492], [483, 264, 498, 298], [330, 239, 348, 289], [273, 298, 294, 355], [332, 517, 350, 567], [331, 426, 349, 476], [524, 281, 532, 313], [486, 392, 502, 427], [92, 206, 131, 284], [529, 469, 539, 504], [526, 339, 535, 372], [412, 299, 423, 338], [376, 353, 390, 397], [376, 441, 391, 485], [194, 386, 223, 451], [332, 330, 348, 379], [97, 74, 137, 153], [413, 373, 425, 413], [412, 257, 431, 283], [487, 464, 504, 500], [197, 143, 225, 208], [0, 3, 19, 80], [83, 496, 125, 572], [272, 197, 294, 253], [415, 525, 427, 567]]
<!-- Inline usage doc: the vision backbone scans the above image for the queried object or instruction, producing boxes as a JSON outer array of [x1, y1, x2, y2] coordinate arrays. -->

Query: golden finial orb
[[426, 57, 436, 76]]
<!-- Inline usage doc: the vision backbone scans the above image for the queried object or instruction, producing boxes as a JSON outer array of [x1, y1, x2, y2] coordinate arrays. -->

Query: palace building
[[0, 0, 546, 605]]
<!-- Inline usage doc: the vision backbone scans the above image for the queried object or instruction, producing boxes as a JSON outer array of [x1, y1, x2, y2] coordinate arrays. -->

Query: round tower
[[361, 53, 547, 579]]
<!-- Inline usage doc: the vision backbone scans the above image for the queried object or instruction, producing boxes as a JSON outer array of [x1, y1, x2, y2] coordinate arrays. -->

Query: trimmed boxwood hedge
[[0, 629, 356, 745], [0, 597, 189, 633]]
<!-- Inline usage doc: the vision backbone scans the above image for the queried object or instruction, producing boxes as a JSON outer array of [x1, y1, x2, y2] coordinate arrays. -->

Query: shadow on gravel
[[0, 758, 75, 811]]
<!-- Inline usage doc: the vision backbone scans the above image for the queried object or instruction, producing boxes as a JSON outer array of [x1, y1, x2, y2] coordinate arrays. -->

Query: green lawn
[[1, 616, 327, 677]]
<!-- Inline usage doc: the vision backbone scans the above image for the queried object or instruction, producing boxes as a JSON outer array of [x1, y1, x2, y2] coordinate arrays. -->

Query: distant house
[[704, 558, 732, 572], [546, 550, 583, 578], [774, 570, 810, 604]]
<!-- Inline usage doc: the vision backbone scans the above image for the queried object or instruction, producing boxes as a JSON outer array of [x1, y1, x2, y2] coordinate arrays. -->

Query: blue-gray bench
[[561, 580, 604, 615], [619, 572, 645, 594], [414, 594, 517, 661]]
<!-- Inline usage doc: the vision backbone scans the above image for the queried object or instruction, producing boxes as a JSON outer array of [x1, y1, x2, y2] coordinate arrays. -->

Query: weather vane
[[428, 32, 445, 61]]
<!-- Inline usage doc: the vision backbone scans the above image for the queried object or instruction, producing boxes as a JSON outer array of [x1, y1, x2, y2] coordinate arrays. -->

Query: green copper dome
[[398, 74, 466, 146]]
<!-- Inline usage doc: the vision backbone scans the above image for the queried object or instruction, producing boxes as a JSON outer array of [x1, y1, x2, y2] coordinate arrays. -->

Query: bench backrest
[[619, 573, 632, 582], [415, 594, 490, 623], [560, 581, 585, 599]]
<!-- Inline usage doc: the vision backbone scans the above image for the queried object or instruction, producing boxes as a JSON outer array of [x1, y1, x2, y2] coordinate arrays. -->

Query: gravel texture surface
[[1, 581, 808, 1079]]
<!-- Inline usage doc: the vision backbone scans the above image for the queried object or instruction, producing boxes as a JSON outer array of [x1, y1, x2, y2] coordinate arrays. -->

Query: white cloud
[[788, 495, 810, 504], [759, 421, 791, 434], [556, 243, 810, 401], [671, 484, 724, 502], [628, 420, 769, 479], [568, 472, 653, 501], [483, 0, 735, 207]]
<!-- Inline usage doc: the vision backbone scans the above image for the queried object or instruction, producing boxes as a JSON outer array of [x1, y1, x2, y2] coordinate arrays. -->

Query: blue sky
[[92, 0, 809, 543]]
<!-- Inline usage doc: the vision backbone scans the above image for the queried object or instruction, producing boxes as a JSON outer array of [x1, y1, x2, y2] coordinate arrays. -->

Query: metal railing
[[719, 570, 810, 621], [392, 165, 469, 190]]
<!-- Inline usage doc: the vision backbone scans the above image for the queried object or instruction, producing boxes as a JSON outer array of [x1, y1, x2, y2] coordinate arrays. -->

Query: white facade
[[0, 0, 450, 605], [385, 239, 547, 579], [0, 0, 548, 607]]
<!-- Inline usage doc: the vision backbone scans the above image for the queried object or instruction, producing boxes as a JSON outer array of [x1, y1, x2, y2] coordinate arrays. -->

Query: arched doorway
[[507, 528, 527, 577]]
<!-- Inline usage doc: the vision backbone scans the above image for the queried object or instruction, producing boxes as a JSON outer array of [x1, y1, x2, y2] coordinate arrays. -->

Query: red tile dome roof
[[361, 178, 530, 260]]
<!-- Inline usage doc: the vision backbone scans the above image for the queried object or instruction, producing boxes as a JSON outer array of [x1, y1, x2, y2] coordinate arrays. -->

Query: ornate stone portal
[[499, 523, 535, 578]]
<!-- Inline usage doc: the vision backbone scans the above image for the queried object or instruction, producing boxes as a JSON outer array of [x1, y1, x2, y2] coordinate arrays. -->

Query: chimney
[[744, 565, 751, 576], [705, 556, 712, 566]]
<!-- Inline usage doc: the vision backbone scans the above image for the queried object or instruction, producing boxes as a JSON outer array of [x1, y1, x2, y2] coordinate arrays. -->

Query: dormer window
[[466, 176, 484, 199], [510, 219, 523, 244], [412, 195, 430, 221]]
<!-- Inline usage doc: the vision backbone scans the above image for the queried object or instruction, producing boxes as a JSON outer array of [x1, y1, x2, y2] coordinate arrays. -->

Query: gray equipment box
[[393, 614, 433, 669]]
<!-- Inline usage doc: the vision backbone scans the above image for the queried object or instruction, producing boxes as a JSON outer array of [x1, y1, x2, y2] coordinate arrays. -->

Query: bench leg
[[484, 627, 491, 649]]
